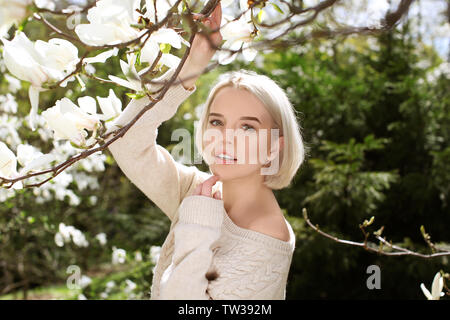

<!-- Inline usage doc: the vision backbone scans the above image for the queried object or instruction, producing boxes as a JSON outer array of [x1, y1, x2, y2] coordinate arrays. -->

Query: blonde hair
[[195, 69, 307, 190]]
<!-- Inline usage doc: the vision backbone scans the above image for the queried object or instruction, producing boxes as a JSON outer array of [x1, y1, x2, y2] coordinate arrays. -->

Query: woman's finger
[[201, 175, 220, 197], [192, 13, 205, 21], [213, 190, 222, 200], [211, 0, 222, 25]]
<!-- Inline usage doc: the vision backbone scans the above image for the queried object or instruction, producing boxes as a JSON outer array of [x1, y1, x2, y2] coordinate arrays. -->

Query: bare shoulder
[[249, 211, 290, 242]]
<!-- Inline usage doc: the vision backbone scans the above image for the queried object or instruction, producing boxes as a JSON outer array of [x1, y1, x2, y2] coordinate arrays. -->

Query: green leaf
[[271, 3, 284, 14], [257, 9, 266, 23], [105, 155, 115, 165], [159, 43, 171, 54], [70, 141, 86, 149], [135, 50, 141, 66], [126, 92, 147, 100], [363, 216, 375, 227]]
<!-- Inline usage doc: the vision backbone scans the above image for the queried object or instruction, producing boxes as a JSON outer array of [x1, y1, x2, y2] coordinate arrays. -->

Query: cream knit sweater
[[105, 69, 296, 300]]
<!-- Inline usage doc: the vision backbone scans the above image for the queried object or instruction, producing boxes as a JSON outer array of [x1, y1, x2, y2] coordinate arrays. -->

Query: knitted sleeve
[[105, 69, 209, 222], [158, 195, 224, 300]]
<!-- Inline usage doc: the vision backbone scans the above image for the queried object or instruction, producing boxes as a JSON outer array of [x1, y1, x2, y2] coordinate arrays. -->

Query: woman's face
[[203, 86, 283, 182]]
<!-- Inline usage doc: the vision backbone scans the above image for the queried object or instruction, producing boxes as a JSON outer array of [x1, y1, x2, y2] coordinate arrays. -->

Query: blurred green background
[[0, 1, 449, 300]]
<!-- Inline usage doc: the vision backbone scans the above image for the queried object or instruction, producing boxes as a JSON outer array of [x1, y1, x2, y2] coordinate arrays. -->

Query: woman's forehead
[[210, 86, 272, 123]]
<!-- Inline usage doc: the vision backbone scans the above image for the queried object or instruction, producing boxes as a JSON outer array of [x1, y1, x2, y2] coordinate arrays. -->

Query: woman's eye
[[242, 124, 256, 132], [209, 119, 222, 126], [209, 120, 255, 132]]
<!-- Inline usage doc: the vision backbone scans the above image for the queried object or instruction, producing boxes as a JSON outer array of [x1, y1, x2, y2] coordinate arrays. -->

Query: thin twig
[[302, 208, 450, 258]]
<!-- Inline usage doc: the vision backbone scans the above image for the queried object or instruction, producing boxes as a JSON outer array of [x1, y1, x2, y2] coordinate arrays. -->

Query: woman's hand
[[189, 2, 223, 70], [193, 175, 222, 200], [178, 1, 222, 89]]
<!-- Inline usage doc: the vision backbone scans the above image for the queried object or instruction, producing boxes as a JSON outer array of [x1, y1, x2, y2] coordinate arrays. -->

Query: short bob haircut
[[195, 69, 307, 190]]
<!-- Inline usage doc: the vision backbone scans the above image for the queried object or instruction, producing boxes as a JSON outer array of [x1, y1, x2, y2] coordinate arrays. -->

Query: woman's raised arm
[[104, 69, 208, 222], [104, 3, 223, 222]]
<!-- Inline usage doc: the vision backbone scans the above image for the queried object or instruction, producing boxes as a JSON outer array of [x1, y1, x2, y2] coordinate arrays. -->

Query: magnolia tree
[[0, 0, 448, 299]]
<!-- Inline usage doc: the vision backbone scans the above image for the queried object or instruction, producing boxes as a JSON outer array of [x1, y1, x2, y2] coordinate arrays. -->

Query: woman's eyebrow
[[208, 113, 261, 124]]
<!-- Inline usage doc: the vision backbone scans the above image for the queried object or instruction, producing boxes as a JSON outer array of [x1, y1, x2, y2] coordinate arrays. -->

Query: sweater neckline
[[221, 208, 295, 254]]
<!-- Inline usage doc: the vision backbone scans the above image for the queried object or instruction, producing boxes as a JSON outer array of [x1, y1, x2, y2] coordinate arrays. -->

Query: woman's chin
[[210, 163, 261, 181]]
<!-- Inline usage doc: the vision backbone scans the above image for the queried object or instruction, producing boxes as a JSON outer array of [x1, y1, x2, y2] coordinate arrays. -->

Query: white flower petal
[[28, 85, 40, 131], [0, 141, 17, 179], [160, 53, 180, 69], [420, 283, 433, 300], [75, 23, 136, 46], [151, 28, 182, 49], [97, 89, 122, 121], [221, 0, 234, 8], [108, 75, 141, 91], [83, 47, 119, 64], [242, 44, 257, 61], [78, 96, 98, 115], [140, 40, 160, 65], [431, 272, 444, 299], [19, 154, 56, 175]]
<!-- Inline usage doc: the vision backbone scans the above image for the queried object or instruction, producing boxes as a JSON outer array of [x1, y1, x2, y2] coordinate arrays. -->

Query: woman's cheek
[[235, 132, 263, 166]]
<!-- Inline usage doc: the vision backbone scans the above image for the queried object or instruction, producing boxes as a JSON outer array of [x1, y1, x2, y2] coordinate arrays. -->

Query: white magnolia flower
[[96, 89, 122, 122], [221, 0, 234, 8], [0, 141, 23, 189], [83, 47, 119, 65], [58, 223, 73, 242], [112, 246, 126, 264], [5, 74, 21, 93], [55, 223, 89, 247], [108, 52, 144, 92], [144, 0, 180, 23], [1, 32, 80, 130], [149, 245, 161, 264], [420, 272, 445, 300], [218, 12, 257, 65], [71, 229, 89, 247], [34, 38, 79, 76], [34, 0, 56, 11], [16, 143, 56, 175], [89, 194, 98, 203], [124, 279, 137, 294], [0, 141, 18, 179], [239, 0, 252, 20], [2, 32, 53, 86], [75, 0, 144, 46], [140, 28, 188, 69], [105, 280, 116, 291], [54, 232, 65, 247], [134, 251, 142, 262], [79, 275, 92, 289], [0, 0, 31, 37], [42, 97, 100, 147], [95, 232, 107, 246], [108, 52, 182, 94]]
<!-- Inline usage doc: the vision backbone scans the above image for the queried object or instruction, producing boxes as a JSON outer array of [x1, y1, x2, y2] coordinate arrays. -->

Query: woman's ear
[[267, 136, 284, 162], [278, 136, 284, 153]]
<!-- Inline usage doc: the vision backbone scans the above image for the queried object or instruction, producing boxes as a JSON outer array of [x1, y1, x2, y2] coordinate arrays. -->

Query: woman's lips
[[215, 155, 237, 164]]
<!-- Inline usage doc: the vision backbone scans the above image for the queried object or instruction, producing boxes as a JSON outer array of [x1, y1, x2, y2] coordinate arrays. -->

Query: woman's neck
[[221, 174, 277, 225]]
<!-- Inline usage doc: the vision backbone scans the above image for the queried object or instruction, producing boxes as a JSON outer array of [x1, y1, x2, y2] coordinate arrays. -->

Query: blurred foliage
[[81, 261, 154, 300], [1, 14, 449, 300], [249, 20, 450, 299]]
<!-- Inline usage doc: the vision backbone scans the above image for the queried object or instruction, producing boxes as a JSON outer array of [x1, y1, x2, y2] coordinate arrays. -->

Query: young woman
[[105, 2, 306, 300]]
